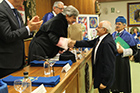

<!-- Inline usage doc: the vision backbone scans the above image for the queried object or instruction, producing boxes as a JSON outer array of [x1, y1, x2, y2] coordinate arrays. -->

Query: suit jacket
[[75, 33, 117, 89], [41, 12, 54, 26], [28, 13, 68, 63], [0, 1, 30, 69]]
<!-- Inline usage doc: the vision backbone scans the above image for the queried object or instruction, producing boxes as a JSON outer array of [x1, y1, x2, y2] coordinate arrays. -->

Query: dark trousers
[[98, 88, 110, 93]]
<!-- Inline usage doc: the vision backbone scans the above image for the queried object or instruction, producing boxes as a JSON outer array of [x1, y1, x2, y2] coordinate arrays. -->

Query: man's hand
[[99, 83, 106, 89], [28, 15, 43, 31], [117, 45, 123, 54], [68, 39, 76, 48]]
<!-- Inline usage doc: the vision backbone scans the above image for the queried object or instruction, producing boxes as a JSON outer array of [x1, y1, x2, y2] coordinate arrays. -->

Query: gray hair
[[101, 20, 112, 33], [53, 1, 64, 9], [62, 5, 79, 17]]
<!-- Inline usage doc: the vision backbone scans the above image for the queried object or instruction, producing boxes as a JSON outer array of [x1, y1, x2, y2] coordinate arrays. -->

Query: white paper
[[61, 63, 71, 72], [31, 84, 47, 93]]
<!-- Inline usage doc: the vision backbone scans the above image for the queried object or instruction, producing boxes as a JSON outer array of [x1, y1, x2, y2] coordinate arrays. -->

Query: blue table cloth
[[30, 60, 45, 67], [0, 79, 8, 93], [53, 60, 73, 67], [30, 60, 73, 67], [2, 75, 60, 87]]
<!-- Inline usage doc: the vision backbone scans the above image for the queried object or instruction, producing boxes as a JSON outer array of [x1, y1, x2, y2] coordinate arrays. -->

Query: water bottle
[[23, 72, 32, 93]]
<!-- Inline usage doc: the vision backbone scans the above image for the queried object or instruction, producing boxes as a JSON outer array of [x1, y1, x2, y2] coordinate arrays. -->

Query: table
[[7, 49, 97, 93]]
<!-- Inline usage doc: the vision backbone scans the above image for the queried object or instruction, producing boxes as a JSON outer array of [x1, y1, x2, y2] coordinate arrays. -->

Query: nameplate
[[84, 48, 89, 53], [77, 54, 83, 59], [61, 63, 71, 72], [31, 84, 47, 93]]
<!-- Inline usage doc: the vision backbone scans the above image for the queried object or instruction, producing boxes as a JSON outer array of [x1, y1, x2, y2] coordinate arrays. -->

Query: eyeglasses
[[56, 6, 64, 10], [97, 27, 105, 29]]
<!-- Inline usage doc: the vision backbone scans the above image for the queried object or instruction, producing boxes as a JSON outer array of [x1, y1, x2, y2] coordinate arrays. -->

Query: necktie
[[116, 32, 120, 36], [13, 9, 21, 28]]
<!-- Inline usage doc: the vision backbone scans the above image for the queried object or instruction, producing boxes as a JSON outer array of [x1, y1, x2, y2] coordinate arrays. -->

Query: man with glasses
[[41, 1, 64, 25], [68, 21, 117, 93], [111, 16, 137, 93]]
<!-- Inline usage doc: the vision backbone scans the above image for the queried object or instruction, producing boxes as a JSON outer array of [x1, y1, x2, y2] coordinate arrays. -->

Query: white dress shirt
[[94, 33, 108, 64], [5, 0, 31, 35]]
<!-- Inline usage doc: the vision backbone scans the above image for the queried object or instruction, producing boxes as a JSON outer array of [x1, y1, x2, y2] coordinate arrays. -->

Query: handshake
[[68, 38, 76, 48], [56, 37, 76, 50]]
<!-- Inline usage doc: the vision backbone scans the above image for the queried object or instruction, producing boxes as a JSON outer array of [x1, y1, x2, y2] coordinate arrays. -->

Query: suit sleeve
[[45, 19, 67, 45], [0, 11, 29, 43], [75, 39, 97, 48], [101, 42, 116, 86]]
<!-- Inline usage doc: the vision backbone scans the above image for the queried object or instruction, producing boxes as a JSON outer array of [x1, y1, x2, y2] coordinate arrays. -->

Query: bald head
[[100, 20, 112, 33]]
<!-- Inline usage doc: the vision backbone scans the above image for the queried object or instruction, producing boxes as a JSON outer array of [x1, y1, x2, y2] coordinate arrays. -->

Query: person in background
[[68, 20, 117, 93], [111, 16, 137, 93], [131, 27, 140, 40], [129, 27, 140, 62], [41, 1, 64, 25], [133, 33, 140, 63], [28, 5, 79, 63], [0, 0, 43, 78]]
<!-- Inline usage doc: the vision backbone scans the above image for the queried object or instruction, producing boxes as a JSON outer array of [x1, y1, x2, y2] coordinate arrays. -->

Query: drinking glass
[[43, 61, 51, 76], [14, 79, 27, 93], [49, 60, 56, 74]]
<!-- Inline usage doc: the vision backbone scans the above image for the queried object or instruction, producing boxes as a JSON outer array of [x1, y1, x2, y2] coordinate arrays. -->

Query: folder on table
[[115, 36, 130, 49]]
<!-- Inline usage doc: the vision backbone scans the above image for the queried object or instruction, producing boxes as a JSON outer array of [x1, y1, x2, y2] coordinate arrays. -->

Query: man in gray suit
[[0, 0, 43, 78]]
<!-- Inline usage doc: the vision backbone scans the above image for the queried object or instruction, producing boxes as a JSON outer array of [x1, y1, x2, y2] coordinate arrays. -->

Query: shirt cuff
[[122, 48, 133, 57], [56, 37, 69, 50], [26, 26, 30, 35]]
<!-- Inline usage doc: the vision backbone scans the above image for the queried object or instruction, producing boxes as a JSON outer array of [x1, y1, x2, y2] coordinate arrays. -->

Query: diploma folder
[[115, 36, 130, 49]]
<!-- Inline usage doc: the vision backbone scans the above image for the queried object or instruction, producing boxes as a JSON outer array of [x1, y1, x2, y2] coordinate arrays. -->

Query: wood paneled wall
[[51, 0, 96, 14], [98, 0, 133, 3], [36, 0, 96, 19], [36, 0, 52, 19]]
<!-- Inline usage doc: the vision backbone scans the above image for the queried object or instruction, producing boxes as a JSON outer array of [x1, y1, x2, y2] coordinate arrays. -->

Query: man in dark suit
[[0, 0, 43, 78], [68, 21, 117, 93], [28, 5, 79, 63]]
